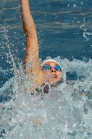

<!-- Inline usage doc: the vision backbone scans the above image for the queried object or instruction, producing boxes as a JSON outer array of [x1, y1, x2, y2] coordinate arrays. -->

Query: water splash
[[83, 29, 92, 41], [0, 56, 92, 139], [0, 29, 92, 139]]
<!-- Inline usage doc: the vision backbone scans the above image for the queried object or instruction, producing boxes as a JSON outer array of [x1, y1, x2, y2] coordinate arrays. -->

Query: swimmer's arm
[[20, 0, 43, 89], [20, 0, 37, 39]]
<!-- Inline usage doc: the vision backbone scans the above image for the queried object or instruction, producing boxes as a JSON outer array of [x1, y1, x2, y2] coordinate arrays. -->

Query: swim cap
[[41, 59, 61, 68]]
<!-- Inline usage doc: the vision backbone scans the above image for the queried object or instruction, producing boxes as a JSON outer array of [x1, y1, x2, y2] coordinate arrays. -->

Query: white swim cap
[[41, 59, 61, 68]]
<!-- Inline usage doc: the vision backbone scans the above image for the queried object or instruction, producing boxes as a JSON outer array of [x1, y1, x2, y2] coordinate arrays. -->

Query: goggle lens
[[42, 64, 61, 71]]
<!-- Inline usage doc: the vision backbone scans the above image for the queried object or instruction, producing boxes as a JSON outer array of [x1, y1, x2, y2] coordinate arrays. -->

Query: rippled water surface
[[0, 0, 92, 138]]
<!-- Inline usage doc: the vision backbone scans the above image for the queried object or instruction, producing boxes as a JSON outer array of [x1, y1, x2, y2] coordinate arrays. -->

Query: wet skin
[[41, 61, 63, 86]]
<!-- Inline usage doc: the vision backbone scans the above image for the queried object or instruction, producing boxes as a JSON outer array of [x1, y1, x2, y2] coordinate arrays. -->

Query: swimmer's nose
[[50, 67, 56, 72]]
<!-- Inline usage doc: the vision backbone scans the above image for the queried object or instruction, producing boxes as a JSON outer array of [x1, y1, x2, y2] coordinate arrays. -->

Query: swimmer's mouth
[[51, 74, 57, 78]]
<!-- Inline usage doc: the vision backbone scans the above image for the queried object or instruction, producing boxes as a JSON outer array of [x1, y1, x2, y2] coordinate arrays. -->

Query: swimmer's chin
[[48, 78, 63, 87]]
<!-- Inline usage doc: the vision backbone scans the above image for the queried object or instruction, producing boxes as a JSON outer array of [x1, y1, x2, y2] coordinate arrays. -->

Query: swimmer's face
[[41, 61, 63, 86]]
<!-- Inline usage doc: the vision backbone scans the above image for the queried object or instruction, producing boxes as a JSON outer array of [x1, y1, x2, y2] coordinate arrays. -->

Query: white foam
[[0, 57, 92, 139]]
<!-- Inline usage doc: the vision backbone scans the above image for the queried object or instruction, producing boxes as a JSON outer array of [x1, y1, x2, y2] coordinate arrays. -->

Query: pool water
[[0, 0, 92, 138]]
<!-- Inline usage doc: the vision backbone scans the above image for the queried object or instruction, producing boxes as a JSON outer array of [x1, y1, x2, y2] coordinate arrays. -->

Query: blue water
[[0, 0, 92, 138], [0, 0, 92, 87]]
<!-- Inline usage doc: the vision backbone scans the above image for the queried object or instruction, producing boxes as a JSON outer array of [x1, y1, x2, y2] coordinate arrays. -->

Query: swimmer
[[20, 0, 63, 92]]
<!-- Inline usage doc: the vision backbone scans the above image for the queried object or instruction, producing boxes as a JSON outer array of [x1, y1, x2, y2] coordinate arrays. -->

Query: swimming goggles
[[42, 64, 62, 71]]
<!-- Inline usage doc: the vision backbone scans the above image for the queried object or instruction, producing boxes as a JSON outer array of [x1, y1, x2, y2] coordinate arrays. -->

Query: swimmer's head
[[41, 59, 63, 86]]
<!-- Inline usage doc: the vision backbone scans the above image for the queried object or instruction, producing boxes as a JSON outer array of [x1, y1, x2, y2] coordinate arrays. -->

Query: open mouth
[[51, 74, 57, 78]]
